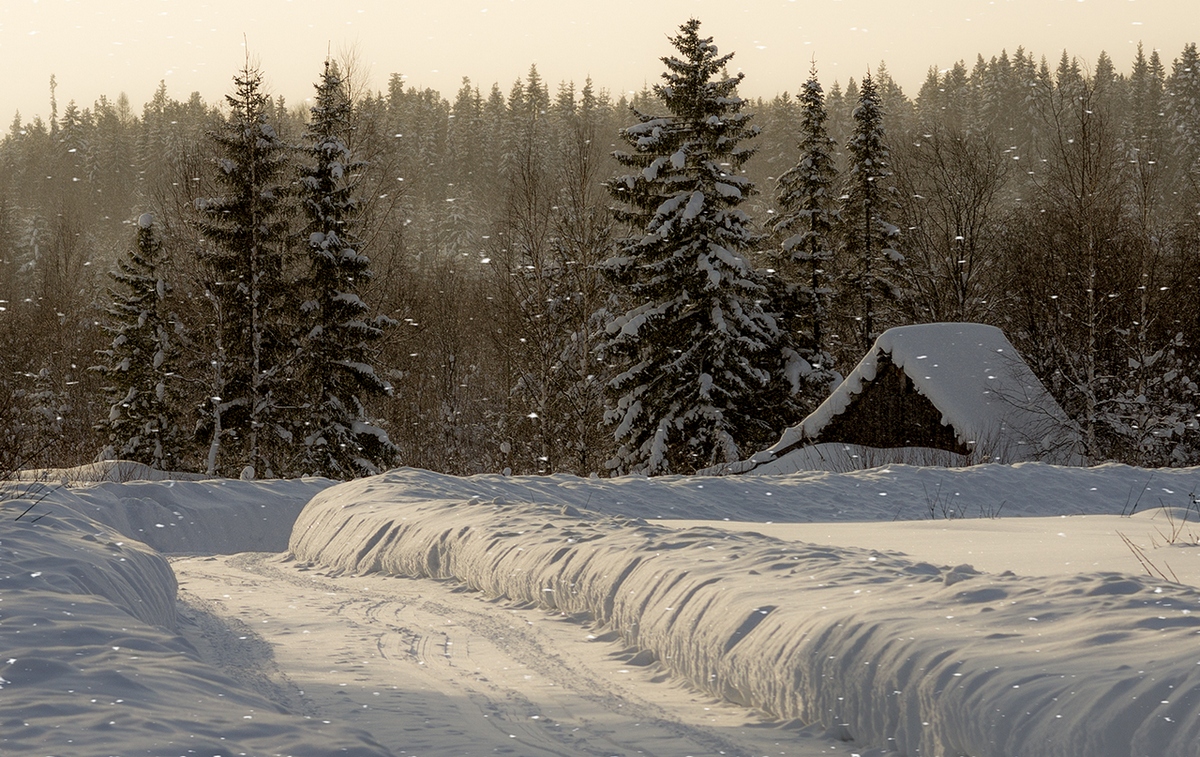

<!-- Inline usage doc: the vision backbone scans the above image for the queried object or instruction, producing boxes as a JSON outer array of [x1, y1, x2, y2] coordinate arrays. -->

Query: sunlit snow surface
[[4, 463, 1200, 756], [291, 466, 1200, 757]]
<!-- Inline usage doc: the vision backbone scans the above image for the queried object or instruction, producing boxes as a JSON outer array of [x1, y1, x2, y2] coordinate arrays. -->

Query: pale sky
[[1, 0, 1195, 122]]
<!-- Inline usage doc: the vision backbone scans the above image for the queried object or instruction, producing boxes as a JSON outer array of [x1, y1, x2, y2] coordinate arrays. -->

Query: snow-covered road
[[14, 463, 1200, 756], [173, 552, 859, 757]]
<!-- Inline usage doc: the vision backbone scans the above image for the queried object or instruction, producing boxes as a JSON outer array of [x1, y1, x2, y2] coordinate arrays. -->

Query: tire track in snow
[[174, 552, 859, 757]]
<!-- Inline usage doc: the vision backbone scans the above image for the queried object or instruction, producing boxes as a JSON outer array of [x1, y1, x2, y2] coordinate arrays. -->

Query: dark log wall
[[814, 354, 970, 454]]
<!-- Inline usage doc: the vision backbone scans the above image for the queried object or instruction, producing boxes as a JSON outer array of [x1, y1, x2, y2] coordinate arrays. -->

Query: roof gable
[[755, 323, 1083, 468], [812, 353, 970, 454]]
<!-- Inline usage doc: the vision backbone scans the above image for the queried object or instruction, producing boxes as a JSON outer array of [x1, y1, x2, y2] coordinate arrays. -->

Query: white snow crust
[[716, 442, 973, 475], [15, 459, 208, 483]]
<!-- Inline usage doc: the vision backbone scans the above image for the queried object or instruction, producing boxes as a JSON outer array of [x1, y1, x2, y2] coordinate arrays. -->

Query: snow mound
[[290, 473, 1200, 757], [1, 493, 177, 628], [0, 484, 392, 756], [40, 476, 335, 554]]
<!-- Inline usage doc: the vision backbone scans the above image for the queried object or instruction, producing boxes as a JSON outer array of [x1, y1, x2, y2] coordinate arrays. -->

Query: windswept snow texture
[[1, 497, 177, 628], [0, 489, 389, 756], [290, 470, 1200, 757]]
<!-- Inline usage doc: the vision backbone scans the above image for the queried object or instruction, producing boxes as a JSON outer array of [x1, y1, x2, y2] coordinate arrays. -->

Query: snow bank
[[1, 494, 177, 628], [317, 464, 1200, 523], [36, 476, 334, 554], [14, 459, 208, 483], [712, 441, 977, 474], [290, 471, 1200, 757], [0, 484, 392, 756]]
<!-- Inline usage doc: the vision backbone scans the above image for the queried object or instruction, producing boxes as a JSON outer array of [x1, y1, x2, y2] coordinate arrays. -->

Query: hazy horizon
[[1, 0, 1195, 122]]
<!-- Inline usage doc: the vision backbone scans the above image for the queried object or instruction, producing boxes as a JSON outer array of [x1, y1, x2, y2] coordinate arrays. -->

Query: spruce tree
[[95, 213, 182, 469], [447, 77, 485, 189], [839, 71, 901, 353], [193, 63, 292, 477], [829, 78, 858, 148], [492, 66, 569, 474], [293, 61, 398, 477], [773, 65, 840, 370], [599, 18, 788, 474]]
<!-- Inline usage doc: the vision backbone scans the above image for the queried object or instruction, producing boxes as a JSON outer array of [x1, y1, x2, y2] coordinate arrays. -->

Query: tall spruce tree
[[193, 63, 292, 477], [772, 64, 840, 387], [840, 71, 901, 353], [294, 61, 398, 477], [599, 18, 790, 474], [95, 214, 183, 468]]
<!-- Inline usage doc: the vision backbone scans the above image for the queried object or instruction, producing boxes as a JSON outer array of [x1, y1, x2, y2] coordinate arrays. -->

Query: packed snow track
[[172, 551, 853, 757]]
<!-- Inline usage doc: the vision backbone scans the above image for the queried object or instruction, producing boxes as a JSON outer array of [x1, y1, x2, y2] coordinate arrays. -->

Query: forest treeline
[[1, 31, 1198, 477]]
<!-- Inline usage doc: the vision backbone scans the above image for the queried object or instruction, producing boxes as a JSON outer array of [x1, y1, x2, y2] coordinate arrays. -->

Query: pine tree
[[293, 61, 398, 478], [599, 18, 789, 474], [95, 213, 183, 469], [771, 64, 839, 397], [839, 71, 901, 353], [1092, 51, 1120, 109], [488, 66, 558, 472], [873, 62, 914, 133], [448, 77, 485, 189], [756, 91, 799, 191], [193, 63, 292, 478], [1055, 51, 1085, 101]]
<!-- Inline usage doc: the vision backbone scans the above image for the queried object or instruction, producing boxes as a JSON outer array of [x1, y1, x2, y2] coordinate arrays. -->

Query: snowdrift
[[6, 464, 1200, 755], [290, 471, 1200, 757], [1, 496, 177, 628], [0, 481, 389, 756], [33, 475, 335, 554]]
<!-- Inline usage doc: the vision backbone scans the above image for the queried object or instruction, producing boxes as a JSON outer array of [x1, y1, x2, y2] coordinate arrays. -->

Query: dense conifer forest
[[2, 28, 1198, 476]]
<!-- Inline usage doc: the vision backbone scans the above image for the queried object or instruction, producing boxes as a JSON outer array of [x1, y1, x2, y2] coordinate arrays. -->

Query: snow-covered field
[[4, 463, 1200, 756]]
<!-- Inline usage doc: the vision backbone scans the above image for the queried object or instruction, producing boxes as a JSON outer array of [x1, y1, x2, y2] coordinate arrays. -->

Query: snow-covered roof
[[747, 323, 1083, 470]]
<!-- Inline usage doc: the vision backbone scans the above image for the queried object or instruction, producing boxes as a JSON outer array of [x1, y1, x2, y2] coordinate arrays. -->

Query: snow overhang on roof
[[755, 323, 1083, 466]]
